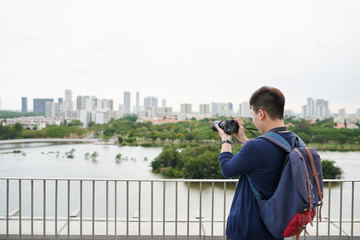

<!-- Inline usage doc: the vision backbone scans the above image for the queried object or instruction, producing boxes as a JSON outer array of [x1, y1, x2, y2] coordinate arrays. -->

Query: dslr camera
[[212, 119, 239, 134]]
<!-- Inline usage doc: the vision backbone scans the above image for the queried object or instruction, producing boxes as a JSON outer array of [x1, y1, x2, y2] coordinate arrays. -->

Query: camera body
[[212, 119, 239, 134]]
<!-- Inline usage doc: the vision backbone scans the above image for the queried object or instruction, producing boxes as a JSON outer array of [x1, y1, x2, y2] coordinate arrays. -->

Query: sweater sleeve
[[219, 140, 261, 178]]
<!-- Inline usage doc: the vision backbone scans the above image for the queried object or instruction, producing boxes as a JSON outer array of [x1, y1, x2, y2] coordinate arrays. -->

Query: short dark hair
[[249, 86, 285, 120]]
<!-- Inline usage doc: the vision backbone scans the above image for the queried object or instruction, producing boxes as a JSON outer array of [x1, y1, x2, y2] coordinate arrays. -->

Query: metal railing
[[0, 178, 359, 240]]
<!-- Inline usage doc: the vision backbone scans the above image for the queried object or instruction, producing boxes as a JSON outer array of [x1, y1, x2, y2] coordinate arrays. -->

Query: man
[[215, 86, 294, 240]]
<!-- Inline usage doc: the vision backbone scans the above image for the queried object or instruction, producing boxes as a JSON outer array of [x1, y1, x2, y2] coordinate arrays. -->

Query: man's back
[[219, 131, 295, 240]]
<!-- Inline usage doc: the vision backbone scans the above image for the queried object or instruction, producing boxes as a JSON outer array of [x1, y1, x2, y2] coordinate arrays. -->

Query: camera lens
[[212, 121, 221, 132]]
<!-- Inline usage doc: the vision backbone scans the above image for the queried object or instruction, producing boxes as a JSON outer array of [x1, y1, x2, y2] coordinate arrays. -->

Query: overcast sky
[[1, 0, 359, 113]]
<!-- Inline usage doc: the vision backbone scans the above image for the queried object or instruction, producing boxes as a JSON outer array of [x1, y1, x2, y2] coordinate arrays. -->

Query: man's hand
[[234, 118, 248, 144]]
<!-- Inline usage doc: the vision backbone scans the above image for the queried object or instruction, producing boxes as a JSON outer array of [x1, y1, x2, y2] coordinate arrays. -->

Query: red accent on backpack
[[282, 209, 315, 239]]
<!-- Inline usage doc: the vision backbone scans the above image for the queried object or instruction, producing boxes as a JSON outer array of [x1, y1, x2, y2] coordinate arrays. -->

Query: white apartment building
[[211, 102, 234, 117], [238, 102, 251, 118], [301, 98, 330, 119], [144, 96, 158, 109], [181, 104, 192, 114], [64, 89, 73, 111], [45, 102, 63, 118], [199, 104, 210, 115], [124, 91, 131, 115]]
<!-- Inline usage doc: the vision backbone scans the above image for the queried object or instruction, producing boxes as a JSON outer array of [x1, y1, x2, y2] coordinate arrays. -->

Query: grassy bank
[[307, 143, 360, 151]]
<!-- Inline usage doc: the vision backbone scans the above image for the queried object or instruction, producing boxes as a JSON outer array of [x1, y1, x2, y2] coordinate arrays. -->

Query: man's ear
[[259, 109, 266, 120]]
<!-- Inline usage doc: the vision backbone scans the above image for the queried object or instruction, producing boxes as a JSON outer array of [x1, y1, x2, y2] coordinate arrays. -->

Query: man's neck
[[264, 120, 287, 133]]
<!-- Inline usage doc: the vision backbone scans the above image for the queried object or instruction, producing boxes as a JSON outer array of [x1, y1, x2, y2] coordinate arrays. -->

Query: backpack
[[248, 131, 324, 240]]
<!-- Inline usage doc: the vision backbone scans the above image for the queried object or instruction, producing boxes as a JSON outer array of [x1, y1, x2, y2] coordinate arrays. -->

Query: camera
[[212, 119, 239, 134]]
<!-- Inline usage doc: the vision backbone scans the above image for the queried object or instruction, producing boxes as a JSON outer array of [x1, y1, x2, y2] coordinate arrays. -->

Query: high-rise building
[[211, 103, 219, 116], [316, 99, 330, 119], [33, 98, 54, 113], [162, 99, 166, 108], [101, 99, 113, 110], [76, 96, 92, 111], [301, 105, 307, 119], [211, 102, 233, 117], [64, 89, 73, 111], [136, 92, 140, 113], [45, 102, 63, 118], [199, 104, 210, 115], [124, 91, 131, 115], [21, 97, 28, 113], [144, 96, 158, 109], [238, 102, 251, 118], [181, 103, 192, 114], [306, 98, 315, 118]]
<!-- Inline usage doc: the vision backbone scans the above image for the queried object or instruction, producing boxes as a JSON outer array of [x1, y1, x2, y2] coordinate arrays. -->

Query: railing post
[[351, 181, 354, 240], [175, 181, 178, 240], [68, 180, 70, 240], [126, 180, 129, 240], [106, 180, 109, 240], [151, 181, 154, 240], [55, 180, 58, 240], [80, 180, 82, 240], [327, 182, 331, 240], [43, 179, 46, 240], [31, 179, 34, 240], [114, 180, 117, 240], [138, 181, 141, 240], [6, 179, 9, 240], [92, 180, 95, 240], [211, 181, 215, 239], [163, 181, 166, 240], [199, 181, 202, 238], [339, 181, 343, 240], [19, 179, 22, 240], [187, 181, 190, 239]]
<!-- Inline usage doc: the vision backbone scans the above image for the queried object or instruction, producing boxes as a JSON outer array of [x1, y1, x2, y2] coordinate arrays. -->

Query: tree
[[68, 120, 83, 127], [321, 160, 343, 179], [296, 119, 310, 132], [87, 121, 96, 128], [296, 132, 311, 144]]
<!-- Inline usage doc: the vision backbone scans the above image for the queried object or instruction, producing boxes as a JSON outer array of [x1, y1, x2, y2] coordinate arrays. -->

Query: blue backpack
[[248, 131, 324, 240]]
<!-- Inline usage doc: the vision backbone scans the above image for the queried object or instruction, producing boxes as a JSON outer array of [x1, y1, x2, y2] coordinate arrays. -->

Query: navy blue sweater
[[219, 132, 295, 240]]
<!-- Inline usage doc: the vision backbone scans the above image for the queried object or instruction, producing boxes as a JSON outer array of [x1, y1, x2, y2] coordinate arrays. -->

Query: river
[[0, 143, 359, 225]]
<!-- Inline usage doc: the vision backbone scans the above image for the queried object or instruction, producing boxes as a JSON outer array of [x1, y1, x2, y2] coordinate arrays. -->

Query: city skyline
[[1, 1, 360, 113], [2, 90, 357, 115]]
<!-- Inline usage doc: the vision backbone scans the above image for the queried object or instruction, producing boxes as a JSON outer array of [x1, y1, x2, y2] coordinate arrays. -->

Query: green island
[[1, 115, 356, 179]]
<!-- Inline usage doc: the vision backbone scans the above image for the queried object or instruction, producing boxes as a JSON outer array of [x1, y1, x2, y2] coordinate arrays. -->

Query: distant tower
[[33, 98, 54, 113], [65, 89, 73, 111], [306, 98, 315, 118], [181, 103, 192, 114], [136, 91, 140, 113], [199, 104, 210, 115], [124, 91, 131, 115], [144, 96, 158, 109], [22, 97, 28, 113], [238, 102, 251, 117]]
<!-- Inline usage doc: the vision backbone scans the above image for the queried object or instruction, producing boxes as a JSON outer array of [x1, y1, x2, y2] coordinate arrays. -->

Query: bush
[[321, 159, 343, 179]]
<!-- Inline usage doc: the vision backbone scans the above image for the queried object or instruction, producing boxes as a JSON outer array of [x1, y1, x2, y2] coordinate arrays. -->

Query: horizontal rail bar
[[1, 177, 359, 182]]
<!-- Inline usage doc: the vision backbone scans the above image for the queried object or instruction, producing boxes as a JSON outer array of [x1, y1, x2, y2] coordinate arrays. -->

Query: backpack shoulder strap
[[258, 132, 292, 153], [259, 132, 306, 151]]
